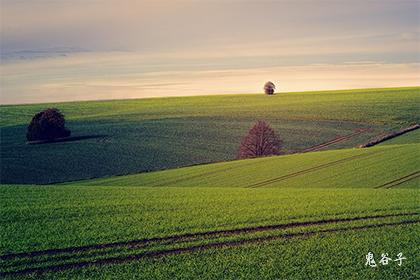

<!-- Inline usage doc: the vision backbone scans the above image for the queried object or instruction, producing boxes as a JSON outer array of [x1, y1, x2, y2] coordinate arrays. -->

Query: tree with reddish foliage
[[237, 121, 282, 159], [26, 108, 71, 141]]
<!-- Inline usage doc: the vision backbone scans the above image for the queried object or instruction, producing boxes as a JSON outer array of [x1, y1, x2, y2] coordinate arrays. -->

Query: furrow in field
[[146, 128, 373, 187], [151, 158, 275, 187], [246, 150, 383, 188], [301, 128, 371, 153], [374, 171, 420, 189], [1, 212, 417, 261], [1, 219, 418, 277], [360, 124, 419, 148]]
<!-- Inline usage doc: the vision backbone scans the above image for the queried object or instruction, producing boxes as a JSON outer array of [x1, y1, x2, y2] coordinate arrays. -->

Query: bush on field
[[238, 120, 282, 159], [264, 81, 275, 95], [26, 108, 71, 141]]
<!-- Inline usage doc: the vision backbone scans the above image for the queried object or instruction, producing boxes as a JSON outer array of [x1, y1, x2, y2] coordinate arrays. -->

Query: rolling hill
[[71, 142, 419, 188], [0, 87, 419, 279], [1, 137, 419, 278], [1, 87, 419, 184]]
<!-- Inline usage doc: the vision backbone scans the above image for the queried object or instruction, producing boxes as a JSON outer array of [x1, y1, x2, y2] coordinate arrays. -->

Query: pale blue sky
[[1, 0, 419, 104]]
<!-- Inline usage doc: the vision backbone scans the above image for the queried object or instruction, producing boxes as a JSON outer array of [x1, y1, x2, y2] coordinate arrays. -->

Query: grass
[[13, 224, 418, 280], [70, 143, 419, 189], [2, 184, 418, 255], [1, 181, 419, 279], [378, 128, 420, 146], [1, 141, 419, 278], [1, 87, 419, 184], [1, 185, 419, 277], [0, 87, 419, 279]]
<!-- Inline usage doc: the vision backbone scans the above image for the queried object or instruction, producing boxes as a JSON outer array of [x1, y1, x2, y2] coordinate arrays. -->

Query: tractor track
[[301, 128, 371, 153], [151, 158, 271, 187], [1, 211, 415, 261], [374, 171, 420, 189], [153, 128, 372, 187], [1, 218, 418, 277], [246, 150, 383, 188], [1, 212, 418, 277]]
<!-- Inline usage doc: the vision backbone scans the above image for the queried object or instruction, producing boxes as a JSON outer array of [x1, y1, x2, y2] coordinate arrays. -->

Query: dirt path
[[1, 212, 418, 276]]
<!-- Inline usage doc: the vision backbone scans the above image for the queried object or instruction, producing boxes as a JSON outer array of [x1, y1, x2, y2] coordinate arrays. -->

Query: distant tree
[[264, 81, 275, 95], [26, 108, 71, 141], [237, 121, 282, 159]]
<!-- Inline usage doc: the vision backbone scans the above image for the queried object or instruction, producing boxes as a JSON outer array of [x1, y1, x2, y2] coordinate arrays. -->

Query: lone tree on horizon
[[264, 81, 275, 95], [237, 121, 282, 159]]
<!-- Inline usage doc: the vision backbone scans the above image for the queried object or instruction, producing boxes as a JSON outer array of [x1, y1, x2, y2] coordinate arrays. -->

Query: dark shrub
[[26, 108, 71, 141], [238, 120, 282, 159]]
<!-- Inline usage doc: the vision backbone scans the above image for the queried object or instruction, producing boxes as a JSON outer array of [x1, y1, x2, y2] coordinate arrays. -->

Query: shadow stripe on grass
[[1, 219, 418, 277]]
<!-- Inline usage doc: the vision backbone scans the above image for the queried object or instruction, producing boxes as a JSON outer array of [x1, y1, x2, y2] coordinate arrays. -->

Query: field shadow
[[26, 135, 108, 145]]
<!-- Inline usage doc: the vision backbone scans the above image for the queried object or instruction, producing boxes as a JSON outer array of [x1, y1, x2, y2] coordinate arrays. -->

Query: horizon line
[[1, 86, 419, 107]]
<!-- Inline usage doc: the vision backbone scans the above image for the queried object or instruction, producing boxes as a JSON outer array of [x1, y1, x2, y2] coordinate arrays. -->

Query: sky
[[1, 0, 419, 104]]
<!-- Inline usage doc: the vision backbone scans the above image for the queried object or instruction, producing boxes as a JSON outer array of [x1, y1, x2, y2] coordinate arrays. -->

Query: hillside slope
[[2, 131, 419, 278], [71, 142, 419, 188], [1, 87, 419, 184]]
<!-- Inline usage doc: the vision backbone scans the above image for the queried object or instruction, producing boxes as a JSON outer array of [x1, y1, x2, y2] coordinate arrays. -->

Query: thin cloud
[[0, 0, 418, 103]]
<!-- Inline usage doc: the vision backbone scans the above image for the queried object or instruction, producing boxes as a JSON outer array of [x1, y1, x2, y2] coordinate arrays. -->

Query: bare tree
[[264, 81, 275, 95], [238, 121, 282, 159]]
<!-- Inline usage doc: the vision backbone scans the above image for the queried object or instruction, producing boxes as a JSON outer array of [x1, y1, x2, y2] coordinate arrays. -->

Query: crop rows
[[374, 170, 420, 189], [1, 212, 418, 277], [301, 128, 371, 152]]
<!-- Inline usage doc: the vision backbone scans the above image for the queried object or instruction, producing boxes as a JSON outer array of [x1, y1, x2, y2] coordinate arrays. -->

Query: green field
[[8, 224, 418, 280], [1, 184, 419, 278], [378, 128, 420, 146], [72, 143, 419, 188], [1, 87, 419, 279], [1, 87, 419, 184]]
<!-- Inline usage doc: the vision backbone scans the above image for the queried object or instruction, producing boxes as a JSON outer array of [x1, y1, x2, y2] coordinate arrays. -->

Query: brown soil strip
[[1, 219, 418, 277], [246, 150, 383, 188], [302, 128, 371, 153], [1, 212, 417, 262], [359, 124, 419, 148], [374, 171, 420, 189]]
